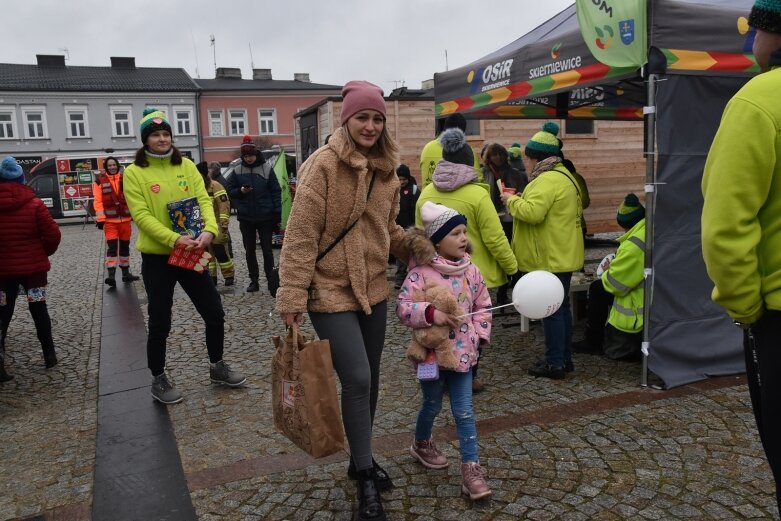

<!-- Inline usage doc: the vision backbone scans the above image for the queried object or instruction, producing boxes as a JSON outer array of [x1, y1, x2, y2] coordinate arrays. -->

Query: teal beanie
[[749, 0, 781, 33], [525, 122, 561, 156]]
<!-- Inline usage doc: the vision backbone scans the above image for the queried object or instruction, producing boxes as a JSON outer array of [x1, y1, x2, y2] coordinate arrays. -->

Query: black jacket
[[225, 158, 282, 222], [396, 182, 420, 229]]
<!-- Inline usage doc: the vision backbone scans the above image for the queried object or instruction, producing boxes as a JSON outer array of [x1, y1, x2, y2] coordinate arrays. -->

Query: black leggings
[[0, 278, 54, 355], [141, 254, 225, 376], [309, 301, 387, 471], [744, 310, 781, 510]]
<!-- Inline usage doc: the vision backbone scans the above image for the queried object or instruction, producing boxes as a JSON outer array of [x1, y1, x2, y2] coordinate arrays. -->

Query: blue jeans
[[415, 370, 478, 463], [542, 272, 572, 369]]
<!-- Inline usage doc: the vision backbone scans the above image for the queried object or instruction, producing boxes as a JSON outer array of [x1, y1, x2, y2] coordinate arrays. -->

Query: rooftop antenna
[[248, 42, 255, 70], [391, 80, 406, 88], [190, 30, 200, 78], [210, 34, 216, 76], [58, 47, 70, 61], [445, 49, 449, 71]]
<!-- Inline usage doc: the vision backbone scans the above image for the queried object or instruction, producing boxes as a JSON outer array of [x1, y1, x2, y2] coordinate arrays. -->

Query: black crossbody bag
[[315, 173, 376, 263]]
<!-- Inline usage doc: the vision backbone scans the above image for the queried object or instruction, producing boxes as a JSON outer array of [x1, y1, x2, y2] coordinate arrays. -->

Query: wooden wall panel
[[298, 101, 645, 233]]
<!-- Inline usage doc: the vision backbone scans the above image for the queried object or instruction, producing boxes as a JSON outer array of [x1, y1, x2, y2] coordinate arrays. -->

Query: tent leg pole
[[641, 73, 658, 388]]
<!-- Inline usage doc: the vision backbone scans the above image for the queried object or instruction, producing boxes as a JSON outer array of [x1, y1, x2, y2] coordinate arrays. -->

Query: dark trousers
[[744, 310, 781, 509], [141, 254, 225, 376], [584, 279, 613, 348], [239, 219, 274, 282], [309, 301, 387, 471], [0, 277, 54, 357], [542, 272, 573, 368]]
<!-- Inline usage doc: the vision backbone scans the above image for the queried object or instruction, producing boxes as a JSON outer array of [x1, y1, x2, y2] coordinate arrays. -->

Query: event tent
[[434, 0, 758, 388]]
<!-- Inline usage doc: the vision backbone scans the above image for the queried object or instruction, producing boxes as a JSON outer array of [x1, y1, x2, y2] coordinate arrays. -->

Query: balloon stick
[[456, 302, 515, 318]]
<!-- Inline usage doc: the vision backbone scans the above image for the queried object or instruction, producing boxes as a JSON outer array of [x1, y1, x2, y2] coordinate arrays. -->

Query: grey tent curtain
[[648, 74, 747, 387]]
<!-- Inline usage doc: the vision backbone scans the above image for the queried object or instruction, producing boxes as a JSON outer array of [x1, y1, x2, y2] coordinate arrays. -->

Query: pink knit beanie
[[340, 80, 386, 125]]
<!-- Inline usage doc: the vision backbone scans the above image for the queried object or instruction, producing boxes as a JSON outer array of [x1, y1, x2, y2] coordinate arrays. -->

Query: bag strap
[[551, 167, 580, 198], [316, 173, 376, 263]]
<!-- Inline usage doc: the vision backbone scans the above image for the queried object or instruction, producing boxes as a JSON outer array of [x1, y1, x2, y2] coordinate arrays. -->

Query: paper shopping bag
[[271, 324, 344, 458]]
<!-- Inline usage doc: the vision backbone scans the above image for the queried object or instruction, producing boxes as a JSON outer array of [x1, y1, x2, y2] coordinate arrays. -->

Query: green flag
[[273, 152, 292, 229], [576, 0, 647, 68]]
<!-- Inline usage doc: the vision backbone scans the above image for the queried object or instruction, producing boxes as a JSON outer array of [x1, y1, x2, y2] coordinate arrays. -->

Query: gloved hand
[[96, 221, 104, 230]]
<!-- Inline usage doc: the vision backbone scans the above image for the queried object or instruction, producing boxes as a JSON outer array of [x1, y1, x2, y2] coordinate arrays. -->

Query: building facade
[[0, 55, 201, 171], [196, 68, 341, 164]]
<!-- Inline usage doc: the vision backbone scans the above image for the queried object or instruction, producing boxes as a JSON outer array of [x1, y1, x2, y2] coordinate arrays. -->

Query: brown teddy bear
[[406, 280, 461, 370]]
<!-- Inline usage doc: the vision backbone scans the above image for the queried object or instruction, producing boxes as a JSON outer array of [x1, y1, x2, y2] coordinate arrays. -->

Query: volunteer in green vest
[[502, 122, 583, 380], [600, 194, 646, 360]]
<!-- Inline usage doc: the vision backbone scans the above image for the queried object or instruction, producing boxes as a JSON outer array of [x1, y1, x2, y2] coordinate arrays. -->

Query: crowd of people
[[1, 1, 779, 515]]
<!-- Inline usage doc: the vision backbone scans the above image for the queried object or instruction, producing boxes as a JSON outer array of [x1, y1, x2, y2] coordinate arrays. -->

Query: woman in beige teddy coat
[[276, 80, 411, 521]]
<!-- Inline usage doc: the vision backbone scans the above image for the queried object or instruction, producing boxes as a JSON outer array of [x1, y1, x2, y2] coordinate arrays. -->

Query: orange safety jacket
[[94, 172, 132, 223]]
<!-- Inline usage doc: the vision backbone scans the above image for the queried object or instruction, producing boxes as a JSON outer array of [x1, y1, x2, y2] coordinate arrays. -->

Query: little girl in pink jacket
[[396, 201, 493, 500]]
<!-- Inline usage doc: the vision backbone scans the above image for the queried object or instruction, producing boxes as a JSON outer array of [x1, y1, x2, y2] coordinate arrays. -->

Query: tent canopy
[[433, 0, 758, 388], [434, 0, 757, 120]]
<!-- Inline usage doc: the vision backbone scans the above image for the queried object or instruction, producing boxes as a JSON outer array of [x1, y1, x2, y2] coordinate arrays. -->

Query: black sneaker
[[528, 361, 565, 380], [348, 458, 394, 491], [104, 276, 116, 288], [224, 277, 235, 286], [246, 281, 260, 292]]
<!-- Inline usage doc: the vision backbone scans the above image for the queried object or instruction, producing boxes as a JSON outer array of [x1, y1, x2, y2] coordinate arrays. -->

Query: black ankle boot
[[105, 267, 116, 288], [121, 267, 140, 283], [42, 348, 58, 369], [356, 469, 386, 521], [0, 348, 12, 382], [348, 458, 394, 491]]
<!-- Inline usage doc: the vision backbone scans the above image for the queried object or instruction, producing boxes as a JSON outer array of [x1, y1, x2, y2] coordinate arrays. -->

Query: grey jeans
[[309, 301, 387, 471]]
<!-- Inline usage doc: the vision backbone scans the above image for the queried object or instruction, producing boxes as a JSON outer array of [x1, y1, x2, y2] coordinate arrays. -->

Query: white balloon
[[512, 271, 565, 319]]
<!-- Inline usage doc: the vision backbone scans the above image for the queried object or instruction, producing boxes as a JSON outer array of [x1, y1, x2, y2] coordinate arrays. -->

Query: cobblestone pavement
[[1, 223, 778, 520]]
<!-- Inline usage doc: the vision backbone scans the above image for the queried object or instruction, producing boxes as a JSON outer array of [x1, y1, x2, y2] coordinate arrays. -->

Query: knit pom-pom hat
[[439, 128, 475, 167], [749, 0, 781, 33], [420, 201, 467, 246], [240, 135, 258, 155], [0, 156, 24, 183], [616, 193, 645, 228], [139, 108, 172, 144], [340, 80, 386, 125], [525, 122, 561, 156]]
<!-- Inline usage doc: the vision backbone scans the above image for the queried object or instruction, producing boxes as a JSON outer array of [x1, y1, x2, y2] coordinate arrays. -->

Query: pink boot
[[410, 438, 448, 469], [460, 461, 491, 500]]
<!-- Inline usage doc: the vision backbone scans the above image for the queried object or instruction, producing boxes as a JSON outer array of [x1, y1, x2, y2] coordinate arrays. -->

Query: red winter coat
[[0, 182, 61, 278]]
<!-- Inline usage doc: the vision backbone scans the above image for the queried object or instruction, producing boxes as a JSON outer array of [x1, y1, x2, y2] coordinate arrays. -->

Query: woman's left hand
[[499, 192, 512, 205], [194, 231, 214, 249]]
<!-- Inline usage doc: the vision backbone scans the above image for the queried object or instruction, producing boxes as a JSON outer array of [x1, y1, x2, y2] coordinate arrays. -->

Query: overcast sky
[[7, 0, 573, 92]]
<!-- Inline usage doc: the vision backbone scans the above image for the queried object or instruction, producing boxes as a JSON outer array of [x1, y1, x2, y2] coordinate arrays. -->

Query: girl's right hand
[[433, 309, 459, 330]]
